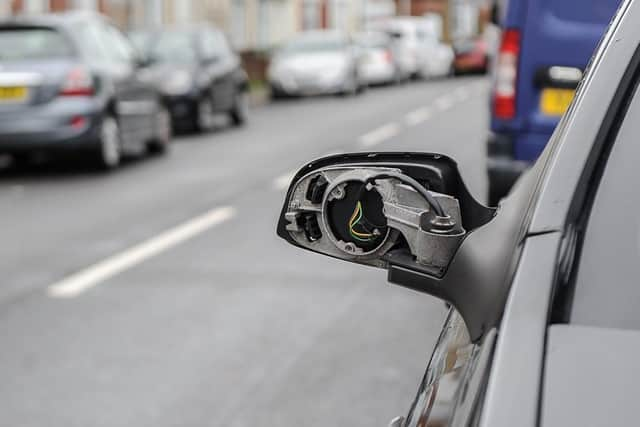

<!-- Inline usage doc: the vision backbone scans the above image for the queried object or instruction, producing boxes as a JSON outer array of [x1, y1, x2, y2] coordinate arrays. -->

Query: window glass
[[148, 31, 198, 64], [104, 25, 135, 63], [572, 82, 640, 330], [74, 23, 112, 62], [200, 30, 229, 60], [281, 33, 348, 55], [0, 28, 74, 61]]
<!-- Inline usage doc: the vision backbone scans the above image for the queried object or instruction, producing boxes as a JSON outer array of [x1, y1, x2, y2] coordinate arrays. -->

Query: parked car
[[371, 17, 454, 80], [354, 31, 401, 86], [487, 0, 622, 204], [452, 37, 489, 74], [0, 12, 171, 169], [275, 0, 640, 425], [268, 30, 365, 98], [136, 25, 249, 132]]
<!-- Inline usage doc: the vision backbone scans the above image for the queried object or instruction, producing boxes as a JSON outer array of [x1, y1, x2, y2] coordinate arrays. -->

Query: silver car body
[[268, 30, 362, 96], [397, 0, 640, 425], [400, 0, 640, 427], [355, 31, 399, 85], [371, 17, 453, 79]]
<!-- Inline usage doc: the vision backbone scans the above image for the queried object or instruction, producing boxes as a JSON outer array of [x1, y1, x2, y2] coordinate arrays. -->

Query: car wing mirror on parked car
[[276, 152, 497, 341]]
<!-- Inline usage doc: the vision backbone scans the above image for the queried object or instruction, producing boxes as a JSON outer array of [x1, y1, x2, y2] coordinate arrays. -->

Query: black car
[[0, 12, 171, 169], [137, 26, 249, 132]]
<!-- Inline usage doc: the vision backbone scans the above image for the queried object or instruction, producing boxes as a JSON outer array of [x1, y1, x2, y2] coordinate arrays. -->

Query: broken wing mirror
[[277, 152, 495, 277]]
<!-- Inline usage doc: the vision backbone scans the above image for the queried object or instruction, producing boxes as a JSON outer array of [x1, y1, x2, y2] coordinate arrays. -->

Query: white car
[[354, 31, 400, 85], [372, 17, 454, 79], [268, 31, 365, 98]]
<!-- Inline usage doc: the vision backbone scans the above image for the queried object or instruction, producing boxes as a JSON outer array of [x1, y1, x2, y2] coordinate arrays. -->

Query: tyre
[[270, 85, 289, 101], [11, 153, 31, 169], [229, 89, 249, 126], [94, 115, 121, 170], [147, 106, 172, 155]]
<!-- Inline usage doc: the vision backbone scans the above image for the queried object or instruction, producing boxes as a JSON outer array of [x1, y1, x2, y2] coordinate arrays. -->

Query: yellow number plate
[[540, 88, 575, 116], [0, 86, 28, 102]]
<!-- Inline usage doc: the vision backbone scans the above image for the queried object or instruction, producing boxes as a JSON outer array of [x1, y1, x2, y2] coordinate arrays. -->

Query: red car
[[453, 37, 489, 74]]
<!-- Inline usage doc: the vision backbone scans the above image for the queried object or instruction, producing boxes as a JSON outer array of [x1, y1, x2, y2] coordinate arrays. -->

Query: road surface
[[0, 76, 489, 427]]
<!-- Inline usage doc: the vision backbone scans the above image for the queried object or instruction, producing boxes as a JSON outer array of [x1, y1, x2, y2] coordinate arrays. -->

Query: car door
[[101, 23, 159, 150], [199, 29, 238, 112], [397, 309, 496, 427], [77, 20, 155, 153]]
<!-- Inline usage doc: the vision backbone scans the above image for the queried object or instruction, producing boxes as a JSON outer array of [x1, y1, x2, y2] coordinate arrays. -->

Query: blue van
[[487, 0, 622, 204]]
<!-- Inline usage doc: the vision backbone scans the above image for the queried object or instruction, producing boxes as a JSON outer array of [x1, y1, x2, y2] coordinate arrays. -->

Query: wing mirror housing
[[277, 152, 498, 341]]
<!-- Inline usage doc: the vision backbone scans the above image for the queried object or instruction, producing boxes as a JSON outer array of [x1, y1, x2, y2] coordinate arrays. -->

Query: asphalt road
[[0, 76, 489, 427]]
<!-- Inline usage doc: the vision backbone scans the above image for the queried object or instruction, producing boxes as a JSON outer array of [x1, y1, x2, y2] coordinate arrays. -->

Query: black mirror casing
[[276, 152, 493, 245], [277, 152, 542, 342]]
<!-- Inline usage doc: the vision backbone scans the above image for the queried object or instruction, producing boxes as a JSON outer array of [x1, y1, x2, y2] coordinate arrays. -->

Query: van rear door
[[516, 0, 620, 158]]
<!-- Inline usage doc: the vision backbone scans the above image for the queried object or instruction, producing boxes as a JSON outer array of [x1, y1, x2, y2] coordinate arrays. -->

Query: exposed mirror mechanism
[[285, 166, 465, 276], [278, 153, 495, 280]]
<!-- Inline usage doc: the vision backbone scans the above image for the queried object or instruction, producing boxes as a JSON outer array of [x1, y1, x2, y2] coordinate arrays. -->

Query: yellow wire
[[349, 201, 375, 239]]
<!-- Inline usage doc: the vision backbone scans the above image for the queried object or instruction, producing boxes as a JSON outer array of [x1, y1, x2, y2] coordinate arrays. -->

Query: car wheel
[[270, 85, 289, 101], [95, 115, 121, 170], [195, 97, 215, 132], [147, 106, 172, 155], [230, 89, 249, 126], [11, 153, 31, 169]]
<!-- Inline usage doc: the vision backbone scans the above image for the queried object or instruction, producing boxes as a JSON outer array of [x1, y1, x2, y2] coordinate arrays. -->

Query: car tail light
[[60, 67, 94, 97], [70, 115, 87, 129], [384, 50, 393, 63], [493, 29, 520, 119]]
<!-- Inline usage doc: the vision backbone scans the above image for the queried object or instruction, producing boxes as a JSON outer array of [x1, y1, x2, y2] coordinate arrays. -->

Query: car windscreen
[[148, 32, 198, 64], [281, 35, 347, 55], [0, 27, 74, 61]]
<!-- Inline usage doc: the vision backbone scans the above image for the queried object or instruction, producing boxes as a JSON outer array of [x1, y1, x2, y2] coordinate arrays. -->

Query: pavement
[[0, 76, 489, 427]]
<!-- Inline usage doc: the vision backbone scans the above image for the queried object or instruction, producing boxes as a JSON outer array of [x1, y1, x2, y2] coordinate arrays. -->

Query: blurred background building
[[2, 0, 492, 80]]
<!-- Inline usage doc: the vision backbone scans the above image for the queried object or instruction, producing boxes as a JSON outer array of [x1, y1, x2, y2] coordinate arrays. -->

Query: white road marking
[[47, 206, 236, 299], [435, 95, 455, 111], [454, 87, 470, 102], [359, 122, 400, 147], [405, 107, 433, 126]]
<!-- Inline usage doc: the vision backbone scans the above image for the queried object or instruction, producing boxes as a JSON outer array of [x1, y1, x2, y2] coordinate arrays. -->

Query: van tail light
[[60, 67, 95, 97], [384, 50, 393, 63], [493, 29, 520, 119]]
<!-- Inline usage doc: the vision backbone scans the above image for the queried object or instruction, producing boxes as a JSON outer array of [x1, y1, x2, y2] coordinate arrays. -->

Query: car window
[[571, 81, 640, 330], [281, 34, 348, 55], [103, 24, 136, 64], [149, 31, 198, 64], [74, 22, 112, 63], [0, 28, 74, 61], [200, 29, 231, 60]]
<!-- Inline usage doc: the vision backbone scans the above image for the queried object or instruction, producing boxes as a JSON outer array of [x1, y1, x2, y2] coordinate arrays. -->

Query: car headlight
[[163, 71, 194, 96]]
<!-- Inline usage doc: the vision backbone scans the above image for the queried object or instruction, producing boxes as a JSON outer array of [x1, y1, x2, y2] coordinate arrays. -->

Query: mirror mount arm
[[386, 259, 493, 343]]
